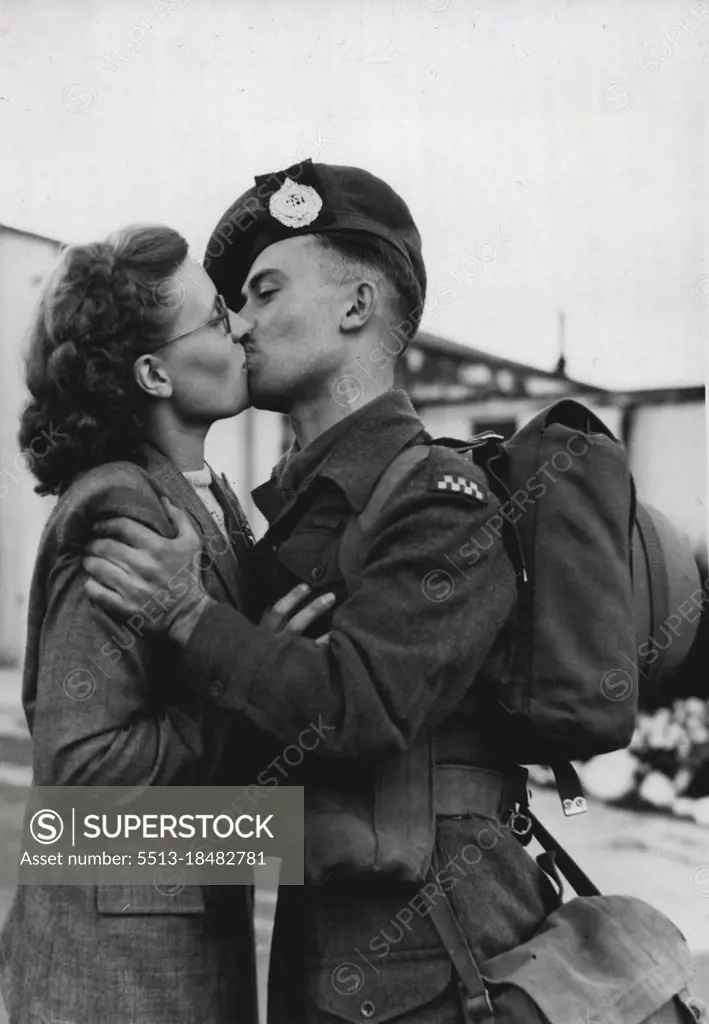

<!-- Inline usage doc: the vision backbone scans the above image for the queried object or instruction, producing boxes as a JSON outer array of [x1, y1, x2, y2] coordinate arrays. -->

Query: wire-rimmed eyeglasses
[[153, 294, 232, 352]]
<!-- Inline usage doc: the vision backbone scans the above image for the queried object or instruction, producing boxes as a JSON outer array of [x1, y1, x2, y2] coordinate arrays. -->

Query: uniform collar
[[276, 394, 383, 495], [252, 389, 428, 522]]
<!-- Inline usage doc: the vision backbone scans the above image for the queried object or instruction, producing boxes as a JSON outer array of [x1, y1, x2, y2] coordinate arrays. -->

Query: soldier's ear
[[340, 280, 378, 334]]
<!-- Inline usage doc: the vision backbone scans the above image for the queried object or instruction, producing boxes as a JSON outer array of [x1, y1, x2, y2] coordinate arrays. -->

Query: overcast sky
[[1, 0, 707, 388]]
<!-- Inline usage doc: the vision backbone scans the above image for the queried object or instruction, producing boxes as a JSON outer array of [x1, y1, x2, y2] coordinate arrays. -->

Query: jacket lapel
[[139, 444, 246, 611], [251, 477, 285, 526]]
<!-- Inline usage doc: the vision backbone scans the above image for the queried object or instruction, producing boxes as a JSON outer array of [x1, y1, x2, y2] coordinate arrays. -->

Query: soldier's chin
[[246, 373, 290, 413]]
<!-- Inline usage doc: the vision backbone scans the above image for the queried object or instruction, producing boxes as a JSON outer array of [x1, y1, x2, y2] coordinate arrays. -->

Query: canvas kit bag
[[424, 811, 705, 1023]]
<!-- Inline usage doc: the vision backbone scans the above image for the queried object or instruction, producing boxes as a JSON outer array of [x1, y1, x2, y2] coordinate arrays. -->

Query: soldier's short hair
[[313, 230, 425, 349]]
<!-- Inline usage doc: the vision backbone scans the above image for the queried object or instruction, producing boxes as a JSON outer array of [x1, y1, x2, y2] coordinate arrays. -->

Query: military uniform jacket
[[184, 389, 517, 763]]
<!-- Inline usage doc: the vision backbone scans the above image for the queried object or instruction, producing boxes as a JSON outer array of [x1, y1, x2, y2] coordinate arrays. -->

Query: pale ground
[[0, 668, 706, 1020]]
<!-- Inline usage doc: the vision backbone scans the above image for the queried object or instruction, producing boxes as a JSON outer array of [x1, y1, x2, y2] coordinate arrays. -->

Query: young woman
[[0, 225, 328, 1024]]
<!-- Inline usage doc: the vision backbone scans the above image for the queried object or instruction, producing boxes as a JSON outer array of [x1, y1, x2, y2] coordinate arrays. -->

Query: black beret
[[203, 159, 426, 311]]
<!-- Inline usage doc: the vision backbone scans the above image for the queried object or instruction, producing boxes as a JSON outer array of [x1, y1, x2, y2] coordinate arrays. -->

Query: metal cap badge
[[268, 177, 323, 228]]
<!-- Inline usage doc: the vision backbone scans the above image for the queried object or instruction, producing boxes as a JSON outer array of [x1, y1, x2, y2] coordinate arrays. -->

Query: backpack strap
[[338, 443, 430, 587], [528, 811, 601, 898]]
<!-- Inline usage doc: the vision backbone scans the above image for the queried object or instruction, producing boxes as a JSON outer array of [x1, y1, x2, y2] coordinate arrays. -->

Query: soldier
[[84, 160, 560, 1022]]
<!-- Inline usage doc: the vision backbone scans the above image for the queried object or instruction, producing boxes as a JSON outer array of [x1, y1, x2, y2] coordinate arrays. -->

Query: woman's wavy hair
[[18, 224, 189, 495]]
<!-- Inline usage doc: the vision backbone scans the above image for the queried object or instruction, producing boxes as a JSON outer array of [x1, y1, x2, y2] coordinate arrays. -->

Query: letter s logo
[[29, 809, 64, 845], [421, 570, 454, 603], [331, 963, 365, 996]]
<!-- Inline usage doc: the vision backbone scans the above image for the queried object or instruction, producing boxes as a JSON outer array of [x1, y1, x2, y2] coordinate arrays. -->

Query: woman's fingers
[[282, 592, 336, 635], [259, 582, 312, 632]]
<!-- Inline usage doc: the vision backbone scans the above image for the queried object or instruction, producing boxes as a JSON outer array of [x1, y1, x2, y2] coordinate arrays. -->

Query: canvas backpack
[[338, 399, 677, 813]]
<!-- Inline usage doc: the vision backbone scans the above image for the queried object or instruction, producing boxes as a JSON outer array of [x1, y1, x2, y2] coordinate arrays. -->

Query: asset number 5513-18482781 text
[[137, 851, 266, 866]]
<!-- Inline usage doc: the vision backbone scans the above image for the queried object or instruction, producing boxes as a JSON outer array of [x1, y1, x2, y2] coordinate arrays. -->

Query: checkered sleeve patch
[[434, 473, 485, 501], [425, 447, 490, 505]]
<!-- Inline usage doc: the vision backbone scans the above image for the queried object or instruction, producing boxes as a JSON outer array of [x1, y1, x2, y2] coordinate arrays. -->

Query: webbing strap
[[426, 866, 494, 1023], [528, 811, 601, 899]]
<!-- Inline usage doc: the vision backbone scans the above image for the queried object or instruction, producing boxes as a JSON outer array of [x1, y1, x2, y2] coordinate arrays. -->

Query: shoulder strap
[[529, 811, 601, 898], [424, 880, 494, 1021], [338, 444, 430, 587]]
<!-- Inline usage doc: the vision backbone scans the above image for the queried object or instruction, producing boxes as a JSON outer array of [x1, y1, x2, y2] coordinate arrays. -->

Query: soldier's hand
[[84, 498, 208, 634], [260, 583, 336, 639]]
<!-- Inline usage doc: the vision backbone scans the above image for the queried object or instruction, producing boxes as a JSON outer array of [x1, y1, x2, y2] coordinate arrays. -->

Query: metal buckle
[[505, 809, 532, 836], [460, 983, 494, 1023], [562, 796, 588, 817]]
